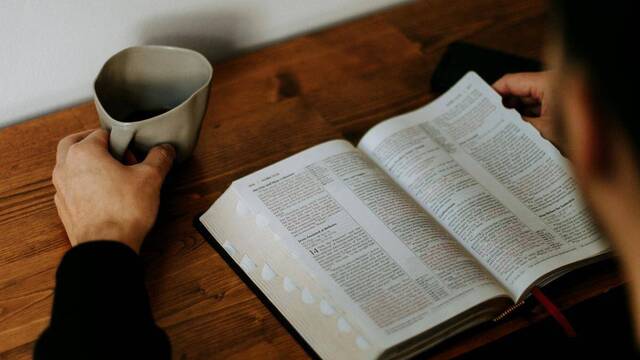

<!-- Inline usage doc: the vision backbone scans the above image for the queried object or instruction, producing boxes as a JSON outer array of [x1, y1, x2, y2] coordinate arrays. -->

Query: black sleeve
[[34, 241, 171, 360]]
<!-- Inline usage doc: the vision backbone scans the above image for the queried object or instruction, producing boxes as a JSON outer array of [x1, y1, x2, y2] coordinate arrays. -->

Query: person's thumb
[[140, 144, 176, 181], [523, 115, 563, 152]]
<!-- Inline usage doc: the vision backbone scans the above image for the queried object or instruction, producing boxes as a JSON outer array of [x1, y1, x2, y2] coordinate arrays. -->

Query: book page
[[200, 189, 377, 359], [359, 72, 609, 300], [230, 140, 509, 347]]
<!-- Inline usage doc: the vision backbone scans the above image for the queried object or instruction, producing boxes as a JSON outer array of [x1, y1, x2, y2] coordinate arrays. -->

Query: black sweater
[[34, 241, 171, 359]]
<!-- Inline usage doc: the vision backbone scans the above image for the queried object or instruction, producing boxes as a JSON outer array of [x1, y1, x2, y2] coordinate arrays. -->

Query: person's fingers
[[79, 128, 109, 148], [518, 96, 540, 106], [502, 95, 521, 110], [521, 104, 542, 117], [123, 149, 139, 165], [492, 72, 547, 100], [56, 129, 94, 164], [138, 144, 176, 181], [502, 95, 542, 116]]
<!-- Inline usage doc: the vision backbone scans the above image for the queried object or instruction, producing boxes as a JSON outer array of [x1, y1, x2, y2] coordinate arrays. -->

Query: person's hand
[[493, 71, 563, 151], [52, 129, 175, 253]]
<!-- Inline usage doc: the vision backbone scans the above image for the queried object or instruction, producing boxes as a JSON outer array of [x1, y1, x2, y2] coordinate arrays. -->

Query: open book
[[198, 72, 610, 359]]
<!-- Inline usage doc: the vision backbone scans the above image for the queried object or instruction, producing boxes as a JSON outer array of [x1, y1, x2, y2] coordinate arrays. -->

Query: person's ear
[[562, 72, 611, 184]]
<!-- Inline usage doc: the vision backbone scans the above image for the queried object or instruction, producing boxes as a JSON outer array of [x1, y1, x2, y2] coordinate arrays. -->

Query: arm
[[35, 129, 175, 359], [34, 241, 171, 359]]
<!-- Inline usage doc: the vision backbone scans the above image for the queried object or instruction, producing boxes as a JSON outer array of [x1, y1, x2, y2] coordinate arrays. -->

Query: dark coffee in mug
[[94, 45, 213, 163], [122, 108, 172, 123]]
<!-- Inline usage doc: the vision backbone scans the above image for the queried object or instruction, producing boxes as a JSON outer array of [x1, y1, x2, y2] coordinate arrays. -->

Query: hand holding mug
[[52, 129, 175, 253]]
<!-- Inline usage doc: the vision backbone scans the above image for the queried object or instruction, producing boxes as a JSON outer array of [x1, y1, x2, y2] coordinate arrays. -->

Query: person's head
[[547, 1, 639, 247], [549, 2, 640, 341]]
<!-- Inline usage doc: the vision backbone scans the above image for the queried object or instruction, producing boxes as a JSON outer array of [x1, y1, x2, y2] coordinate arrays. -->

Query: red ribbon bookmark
[[531, 286, 577, 337]]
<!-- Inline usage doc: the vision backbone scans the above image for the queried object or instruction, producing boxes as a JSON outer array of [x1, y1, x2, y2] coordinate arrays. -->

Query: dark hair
[[551, 1, 638, 154]]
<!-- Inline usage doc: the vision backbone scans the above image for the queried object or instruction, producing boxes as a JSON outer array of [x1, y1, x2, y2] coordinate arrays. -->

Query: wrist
[[72, 221, 145, 253]]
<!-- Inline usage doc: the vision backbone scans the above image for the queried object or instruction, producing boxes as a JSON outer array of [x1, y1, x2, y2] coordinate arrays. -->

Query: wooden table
[[0, 0, 625, 358]]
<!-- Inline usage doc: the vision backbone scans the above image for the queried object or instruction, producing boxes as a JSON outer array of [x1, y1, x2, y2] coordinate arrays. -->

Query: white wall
[[0, 0, 406, 127]]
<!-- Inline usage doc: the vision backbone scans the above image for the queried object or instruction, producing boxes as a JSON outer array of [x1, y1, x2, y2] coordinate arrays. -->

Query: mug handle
[[109, 126, 135, 160]]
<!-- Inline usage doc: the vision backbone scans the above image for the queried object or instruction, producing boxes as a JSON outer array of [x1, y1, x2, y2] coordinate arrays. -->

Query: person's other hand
[[52, 129, 175, 253], [493, 71, 563, 151]]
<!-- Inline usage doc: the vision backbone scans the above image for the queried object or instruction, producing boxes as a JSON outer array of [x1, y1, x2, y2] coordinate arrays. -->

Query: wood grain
[[0, 0, 624, 358]]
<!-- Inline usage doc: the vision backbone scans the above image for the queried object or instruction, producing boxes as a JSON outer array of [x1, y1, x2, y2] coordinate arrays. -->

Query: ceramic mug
[[94, 45, 213, 163]]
